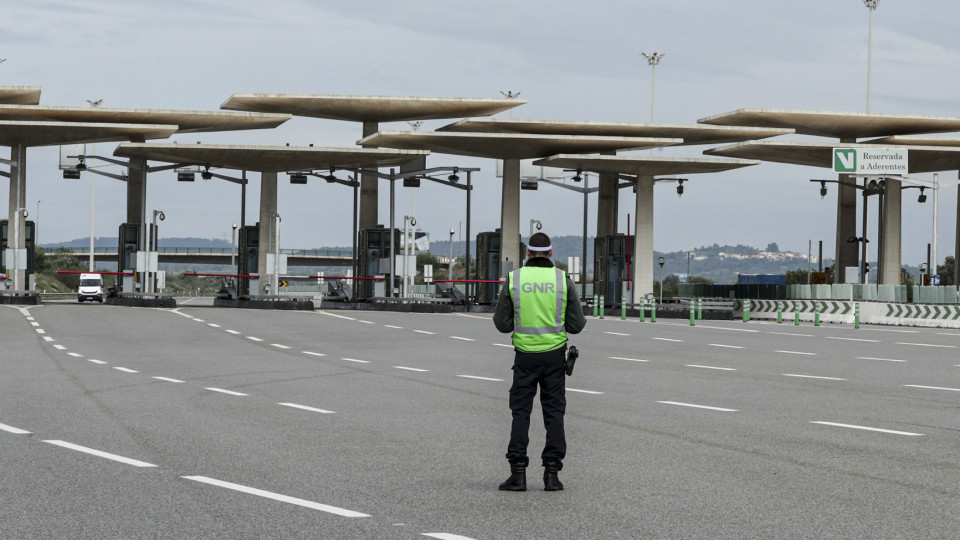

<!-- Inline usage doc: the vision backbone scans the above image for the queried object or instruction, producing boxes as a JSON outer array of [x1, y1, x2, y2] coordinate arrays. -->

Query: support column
[[500, 159, 521, 275], [631, 175, 655, 303], [955, 175, 960, 286], [8, 145, 27, 290], [126, 157, 146, 224], [257, 171, 278, 295], [597, 171, 619, 238], [879, 178, 901, 284], [835, 173, 858, 283], [359, 121, 379, 230]]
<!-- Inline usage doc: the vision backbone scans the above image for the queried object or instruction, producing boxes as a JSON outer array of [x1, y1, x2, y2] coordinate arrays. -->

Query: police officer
[[493, 232, 586, 491]]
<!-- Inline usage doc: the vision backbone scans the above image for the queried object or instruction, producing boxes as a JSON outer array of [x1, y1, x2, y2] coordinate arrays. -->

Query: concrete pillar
[[631, 175, 655, 303], [359, 121, 379, 230], [597, 171, 619, 238], [879, 178, 901, 285], [7, 145, 27, 289], [955, 178, 960, 286], [257, 171, 278, 295], [500, 159, 521, 275], [126, 157, 146, 224], [835, 173, 858, 283]]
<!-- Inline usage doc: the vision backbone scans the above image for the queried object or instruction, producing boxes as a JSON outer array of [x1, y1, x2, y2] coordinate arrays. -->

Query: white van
[[78, 273, 104, 303]]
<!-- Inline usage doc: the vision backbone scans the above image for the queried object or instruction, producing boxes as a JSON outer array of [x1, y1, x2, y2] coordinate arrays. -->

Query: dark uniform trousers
[[506, 346, 567, 468]]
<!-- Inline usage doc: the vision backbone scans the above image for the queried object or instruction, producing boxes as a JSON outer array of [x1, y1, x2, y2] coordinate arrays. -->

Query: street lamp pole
[[88, 98, 102, 272], [864, 0, 879, 112], [231, 222, 238, 268], [448, 227, 455, 286], [658, 256, 665, 305], [641, 52, 665, 122]]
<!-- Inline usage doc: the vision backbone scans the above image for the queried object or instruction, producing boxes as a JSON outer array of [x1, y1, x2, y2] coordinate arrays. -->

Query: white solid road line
[[826, 337, 880, 343], [857, 356, 906, 363], [340, 357, 371, 364], [657, 401, 738, 412], [686, 365, 736, 371], [783, 374, 847, 381], [775, 350, 816, 356], [903, 384, 960, 392], [567, 388, 604, 395], [457, 375, 503, 382], [44, 440, 157, 467], [0, 423, 31, 434], [709, 344, 744, 349], [278, 402, 335, 414], [205, 387, 249, 396], [395, 366, 429, 372], [153, 376, 185, 383], [895, 342, 956, 348], [423, 533, 479, 540], [609, 356, 649, 363], [181, 476, 368, 517], [810, 421, 923, 436], [113, 367, 139, 373]]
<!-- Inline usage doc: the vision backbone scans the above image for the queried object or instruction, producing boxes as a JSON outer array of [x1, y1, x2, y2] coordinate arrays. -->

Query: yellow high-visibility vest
[[507, 266, 568, 352]]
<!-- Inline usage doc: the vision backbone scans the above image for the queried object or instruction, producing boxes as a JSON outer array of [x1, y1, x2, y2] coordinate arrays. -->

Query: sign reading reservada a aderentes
[[833, 147, 908, 175]]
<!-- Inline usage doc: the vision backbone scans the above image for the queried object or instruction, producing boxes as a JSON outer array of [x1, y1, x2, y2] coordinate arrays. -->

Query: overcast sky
[[3, 0, 960, 267]]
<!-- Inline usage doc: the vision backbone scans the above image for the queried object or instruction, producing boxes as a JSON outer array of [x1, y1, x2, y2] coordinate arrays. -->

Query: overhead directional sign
[[833, 147, 908, 175]]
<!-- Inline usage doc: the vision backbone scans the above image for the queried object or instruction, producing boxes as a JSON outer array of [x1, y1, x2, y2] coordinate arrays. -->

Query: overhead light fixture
[[448, 167, 460, 183], [676, 179, 684, 197], [177, 171, 195, 182], [403, 177, 421, 188], [63, 169, 81, 179], [289, 172, 308, 184], [521, 180, 539, 190], [820, 181, 827, 199], [918, 187, 927, 203], [201, 166, 212, 180], [322, 174, 338, 183]]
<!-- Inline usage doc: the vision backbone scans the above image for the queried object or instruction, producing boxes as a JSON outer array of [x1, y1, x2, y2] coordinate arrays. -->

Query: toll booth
[[237, 224, 259, 296], [357, 227, 401, 300], [1, 219, 36, 278], [594, 234, 629, 306], [476, 230, 525, 304], [117, 222, 156, 292]]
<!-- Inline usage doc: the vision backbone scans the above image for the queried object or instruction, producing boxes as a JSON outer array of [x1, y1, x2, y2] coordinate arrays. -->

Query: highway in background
[[2, 302, 959, 538]]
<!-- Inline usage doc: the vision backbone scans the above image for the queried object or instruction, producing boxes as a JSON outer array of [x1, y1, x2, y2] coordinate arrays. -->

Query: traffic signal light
[[864, 262, 870, 274]]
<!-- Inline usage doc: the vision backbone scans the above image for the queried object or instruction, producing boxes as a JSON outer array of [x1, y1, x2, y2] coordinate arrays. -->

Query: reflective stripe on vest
[[509, 266, 567, 351]]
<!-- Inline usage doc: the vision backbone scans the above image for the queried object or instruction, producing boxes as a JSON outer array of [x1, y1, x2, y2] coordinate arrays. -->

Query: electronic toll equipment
[[594, 235, 629, 307], [117, 222, 156, 292], [0, 220, 36, 275], [357, 227, 401, 300], [237, 225, 259, 296], [476, 230, 526, 304]]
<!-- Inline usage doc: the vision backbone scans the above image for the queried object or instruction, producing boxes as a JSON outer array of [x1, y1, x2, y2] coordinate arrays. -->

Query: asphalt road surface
[[3, 300, 959, 538]]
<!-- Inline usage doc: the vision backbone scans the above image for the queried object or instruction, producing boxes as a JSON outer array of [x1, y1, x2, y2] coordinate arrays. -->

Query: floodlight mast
[[863, 0, 879, 112], [641, 52, 665, 122]]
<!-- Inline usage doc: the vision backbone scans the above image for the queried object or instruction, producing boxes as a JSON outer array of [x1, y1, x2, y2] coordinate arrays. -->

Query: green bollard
[[743, 299, 751, 322], [794, 301, 800, 326], [855, 302, 860, 329], [689, 300, 695, 326], [777, 301, 783, 324], [814, 301, 821, 327], [651, 298, 657, 323], [599, 295, 605, 319], [639, 300, 645, 323], [621, 302, 626, 320], [697, 298, 703, 320], [593, 295, 598, 317]]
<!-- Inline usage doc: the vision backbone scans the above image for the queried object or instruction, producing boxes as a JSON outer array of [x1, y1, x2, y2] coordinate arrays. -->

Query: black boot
[[543, 462, 563, 491], [498, 462, 527, 491]]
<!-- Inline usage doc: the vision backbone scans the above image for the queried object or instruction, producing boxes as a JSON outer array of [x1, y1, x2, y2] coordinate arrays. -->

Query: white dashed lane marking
[[225, 330, 241, 335], [414, 330, 436, 335], [457, 375, 503, 382], [278, 402, 336, 414], [709, 344, 743, 349], [384, 325, 403, 329], [450, 336, 475, 341], [826, 337, 879, 343], [567, 388, 604, 395], [895, 342, 956, 348], [44, 440, 157, 467], [183, 476, 369, 517], [0, 423, 31, 434], [153, 377, 185, 383], [657, 401, 738, 412], [271, 344, 291, 349], [87, 359, 107, 365], [302, 351, 326, 357], [113, 367, 139, 373], [903, 384, 960, 392], [609, 356, 648, 363], [775, 350, 816, 356], [394, 366, 429, 372], [857, 356, 906, 363], [686, 365, 736, 371], [246, 336, 264, 342], [53, 345, 66, 350], [604, 332, 630, 336], [205, 388, 249, 396], [811, 421, 923, 437], [653, 337, 683, 343], [783, 374, 847, 381], [67, 352, 82, 358], [340, 357, 371, 364]]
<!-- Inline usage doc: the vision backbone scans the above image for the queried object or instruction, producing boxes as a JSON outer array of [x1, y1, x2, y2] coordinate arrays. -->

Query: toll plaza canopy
[[358, 130, 680, 159], [533, 154, 761, 176], [699, 108, 960, 139], [705, 140, 960, 174], [0, 104, 290, 133], [865, 135, 960, 147], [221, 94, 526, 123], [113, 143, 429, 172], [439, 117, 793, 146], [0, 86, 41, 105], [0, 120, 178, 147]]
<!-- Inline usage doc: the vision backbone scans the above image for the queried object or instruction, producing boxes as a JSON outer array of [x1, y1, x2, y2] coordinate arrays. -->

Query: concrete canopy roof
[[532, 154, 759, 176], [0, 104, 289, 134], [699, 108, 960, 139], [705, 140, 960, 174], [113, 143, 429, 173], [358, 131, 680, 160], [439, 117, 793, 146], [0, 121, 178, 147], [221, 93, 526, 123], [0, 86, 41, 105], [864, 135, 960, 147]]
